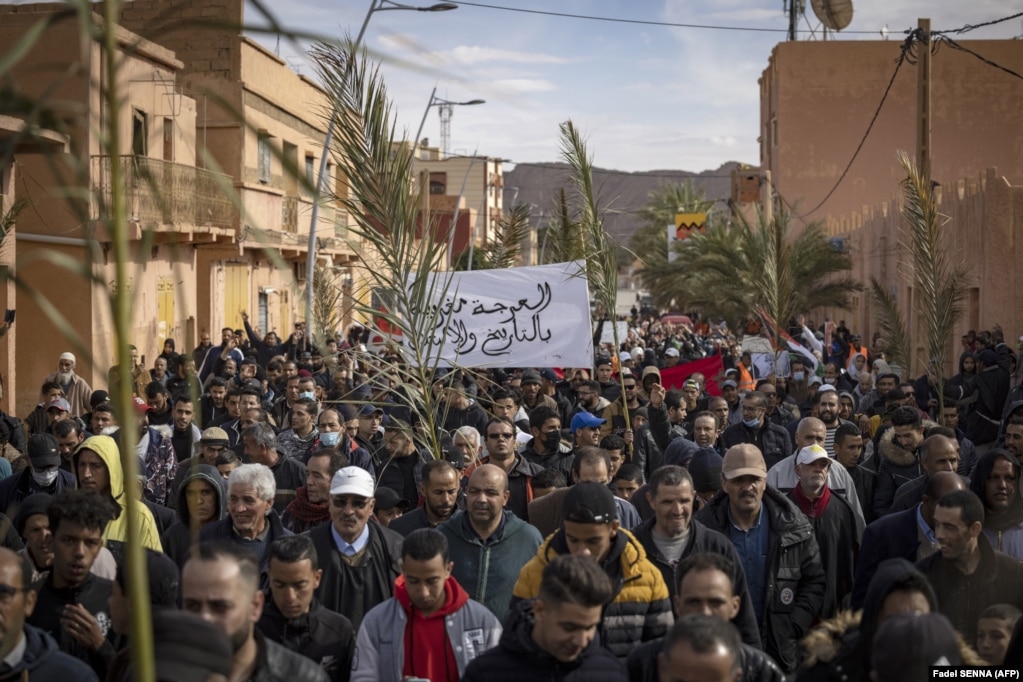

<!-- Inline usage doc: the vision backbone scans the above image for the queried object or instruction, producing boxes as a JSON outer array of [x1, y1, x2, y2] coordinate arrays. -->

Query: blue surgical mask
[[743, 417, 761, 428], [320, 431, 340, 447], [299, 391, 316, 401], [792, 371, 805, 382]]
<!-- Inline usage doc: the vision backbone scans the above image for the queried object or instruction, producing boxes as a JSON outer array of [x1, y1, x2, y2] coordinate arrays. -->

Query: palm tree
[[453, 203, 531, 270], [536, 187, 586, 264], [630, 180, 717, 272], [639, 209, 861, 331]]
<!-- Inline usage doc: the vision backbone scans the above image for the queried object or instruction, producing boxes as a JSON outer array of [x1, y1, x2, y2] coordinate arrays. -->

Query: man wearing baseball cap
[[511, 481, 673, 660], [695, 444, 825, 673], [0, 433, 75, 516], [307, 466, 402, 629], [570, 411, 604, 450], [788, 444, 860, 620]]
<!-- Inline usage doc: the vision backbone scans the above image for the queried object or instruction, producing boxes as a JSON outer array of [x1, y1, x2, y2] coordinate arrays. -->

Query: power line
[[932, 11, 1023, 36], [797, 30, 920, 219], [938, 36, 1023, 83], [450, 1, 879, 34]]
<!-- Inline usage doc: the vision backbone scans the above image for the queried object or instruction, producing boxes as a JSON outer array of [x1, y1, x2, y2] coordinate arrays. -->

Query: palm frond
[[485, 203, 531, 269], [868, 277, 910, 370], [897, 151, 970, 401]]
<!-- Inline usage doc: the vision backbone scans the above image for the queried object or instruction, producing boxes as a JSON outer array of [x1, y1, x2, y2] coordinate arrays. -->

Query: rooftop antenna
[[811, 0, 854, 39]]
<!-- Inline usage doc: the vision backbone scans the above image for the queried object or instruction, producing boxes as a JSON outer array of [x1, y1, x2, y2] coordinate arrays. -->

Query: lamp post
[[305, 0, 457, 338], [412, 87, 485, 158]]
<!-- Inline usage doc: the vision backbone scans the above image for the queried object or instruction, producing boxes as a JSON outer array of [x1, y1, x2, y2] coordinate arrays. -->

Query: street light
[[412, 86, 486, 157], [305, 0, 458, 336]]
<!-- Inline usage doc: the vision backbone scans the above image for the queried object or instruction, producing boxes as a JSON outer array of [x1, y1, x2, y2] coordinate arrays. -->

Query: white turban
[[59, 352, 75, 364]]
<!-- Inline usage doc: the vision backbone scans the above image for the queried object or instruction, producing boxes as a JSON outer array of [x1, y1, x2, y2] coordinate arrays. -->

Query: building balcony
[[91, 155, 235, 231]]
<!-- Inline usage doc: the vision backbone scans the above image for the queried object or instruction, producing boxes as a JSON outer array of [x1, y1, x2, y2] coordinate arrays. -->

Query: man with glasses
[[309, 466, 402, 630], [720, 391, 793, 469], [600, 370, 644, 446], [474, 418, 543, 521], [571, 379, 610, 421]]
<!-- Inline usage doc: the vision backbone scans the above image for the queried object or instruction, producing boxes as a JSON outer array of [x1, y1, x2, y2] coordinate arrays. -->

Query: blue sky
[[257, 2, 1017, 172]]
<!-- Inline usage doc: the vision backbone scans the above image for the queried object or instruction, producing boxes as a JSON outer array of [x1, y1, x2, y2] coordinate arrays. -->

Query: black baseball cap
[[562, 482, 617, 524], [27, 433, 61, 468]]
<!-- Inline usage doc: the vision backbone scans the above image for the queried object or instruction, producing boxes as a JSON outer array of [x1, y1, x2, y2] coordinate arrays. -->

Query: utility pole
[[916, 18, 932, 182]]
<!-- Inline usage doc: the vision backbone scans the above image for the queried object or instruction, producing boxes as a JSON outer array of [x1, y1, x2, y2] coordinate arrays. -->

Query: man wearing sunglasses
[[308, 466, 402, 630]]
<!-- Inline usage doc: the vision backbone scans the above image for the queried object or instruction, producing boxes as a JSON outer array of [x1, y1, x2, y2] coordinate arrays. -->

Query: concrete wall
[[760, 39, 1023, 227], [826, 167, 1023, 376]]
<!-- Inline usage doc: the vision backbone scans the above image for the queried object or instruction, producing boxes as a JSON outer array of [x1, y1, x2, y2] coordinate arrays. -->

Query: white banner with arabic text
[[406, 261, 593, 368]]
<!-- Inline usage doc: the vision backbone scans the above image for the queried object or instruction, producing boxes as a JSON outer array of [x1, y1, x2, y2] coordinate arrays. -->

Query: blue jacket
[[0, 467, 76, 517], [6, 624, 99, 680]]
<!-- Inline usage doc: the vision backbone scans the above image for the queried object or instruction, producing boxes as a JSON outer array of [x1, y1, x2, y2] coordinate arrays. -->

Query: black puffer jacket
[[719, 420, 793, 469], [257, 598, 354, 682], [460, 601, 628, 682], [251, 629, 330, 682], [871, 422, 933, 517], [696, 486, 826, 673], [628, 637, 784, 682]]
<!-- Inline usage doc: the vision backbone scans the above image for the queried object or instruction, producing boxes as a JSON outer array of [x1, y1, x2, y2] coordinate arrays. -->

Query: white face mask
[[31, 467, 59, 487]]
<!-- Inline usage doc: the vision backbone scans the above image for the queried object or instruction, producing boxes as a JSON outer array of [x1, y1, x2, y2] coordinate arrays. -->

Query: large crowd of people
[[0, 309, 1021, 681]]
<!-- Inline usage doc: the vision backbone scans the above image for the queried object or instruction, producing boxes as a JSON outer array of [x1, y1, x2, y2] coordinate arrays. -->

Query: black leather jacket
[[628, 637, 785, 682], [252, 629, 330, 682]]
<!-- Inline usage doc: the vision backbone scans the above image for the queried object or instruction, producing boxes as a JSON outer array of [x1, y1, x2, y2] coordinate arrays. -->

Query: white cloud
[[431, 46, 574, 66], [491, 79, 558, 94]]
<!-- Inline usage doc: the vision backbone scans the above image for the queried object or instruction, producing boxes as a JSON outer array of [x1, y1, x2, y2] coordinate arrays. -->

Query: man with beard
[[390, 459, 460, 536], [376, 420, 431, 509], [200, 377, 229, 428], [969, 448, 1023, 560], [648, 384, 689, 453], [719, 392, 793, 470], [874, 406, 929, 517], [169, 395, 201, 463], [44, 352, 93, 418], [787, 445, 860, 619], [308, 467, 403, 630], [182, 541, 328, 682], [258, 536, 354, 682], [765, 417, 866, 524], [52, 420, 85, 472], [813, 386, 854, 457], [243, 423, 307, 513], [282, 449, 348, 534], [917, 490, 1023, 642], [890, 434, 962, 513], [570, 379, 610, 421], [632, 466, 761, 648], [696, 445, 826, 673]]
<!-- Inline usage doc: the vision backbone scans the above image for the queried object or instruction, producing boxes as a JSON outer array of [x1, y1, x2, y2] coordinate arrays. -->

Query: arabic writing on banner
[[406, 261, 594, 368], [660, 354, 726, 396]]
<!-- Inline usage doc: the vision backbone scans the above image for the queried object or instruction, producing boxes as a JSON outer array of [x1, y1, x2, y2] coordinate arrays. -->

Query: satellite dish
[[811, 0, 854, 31]]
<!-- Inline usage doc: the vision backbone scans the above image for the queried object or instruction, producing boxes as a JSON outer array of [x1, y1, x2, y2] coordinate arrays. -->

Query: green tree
[[639, 210, 861, 331], [630, 180, 716, 270], [536, 187, 586, 264], [453, 203, 531, 270]]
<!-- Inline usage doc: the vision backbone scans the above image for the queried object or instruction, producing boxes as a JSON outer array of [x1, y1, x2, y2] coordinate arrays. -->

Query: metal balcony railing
[[92, 155, 234, 229]]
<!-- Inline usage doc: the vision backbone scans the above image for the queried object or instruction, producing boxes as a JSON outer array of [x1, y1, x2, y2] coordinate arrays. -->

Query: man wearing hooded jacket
[[969, 448, 1023, 560], [161, 463, 226, 568], [73, 435, 163, 560]]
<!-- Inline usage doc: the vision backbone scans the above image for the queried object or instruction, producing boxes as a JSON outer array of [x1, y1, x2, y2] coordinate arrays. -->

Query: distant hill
[[502, 161, 745, 245]]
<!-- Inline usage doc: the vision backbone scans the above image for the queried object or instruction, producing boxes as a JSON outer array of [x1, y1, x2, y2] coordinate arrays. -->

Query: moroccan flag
[[756, 307, 819, 372], [660, 354, 726, 396]]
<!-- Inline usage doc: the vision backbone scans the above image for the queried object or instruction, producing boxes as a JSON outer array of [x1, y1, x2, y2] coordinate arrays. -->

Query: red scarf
[[286, 486, 330, 524], [395, 575, 468, 682], [791, 483, 831, 519]]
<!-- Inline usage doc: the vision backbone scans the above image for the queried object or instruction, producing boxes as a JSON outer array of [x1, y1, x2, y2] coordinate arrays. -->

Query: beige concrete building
[[757, 37, 1023, 375], [411, 142, 504, 265], [759, 39, 1023, 225], [0, 1, 360, 416]]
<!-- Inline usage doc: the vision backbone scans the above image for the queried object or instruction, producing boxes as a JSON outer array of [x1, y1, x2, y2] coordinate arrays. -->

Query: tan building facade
[[0, 1, 360, 417], [759, 39, 1023, 225]]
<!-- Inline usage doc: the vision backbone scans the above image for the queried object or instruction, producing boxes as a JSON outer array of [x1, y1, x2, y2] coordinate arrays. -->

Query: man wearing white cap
[[787, 444, 861, 620], [44, 352, 93, 418], [308, 466, 402, 630]]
